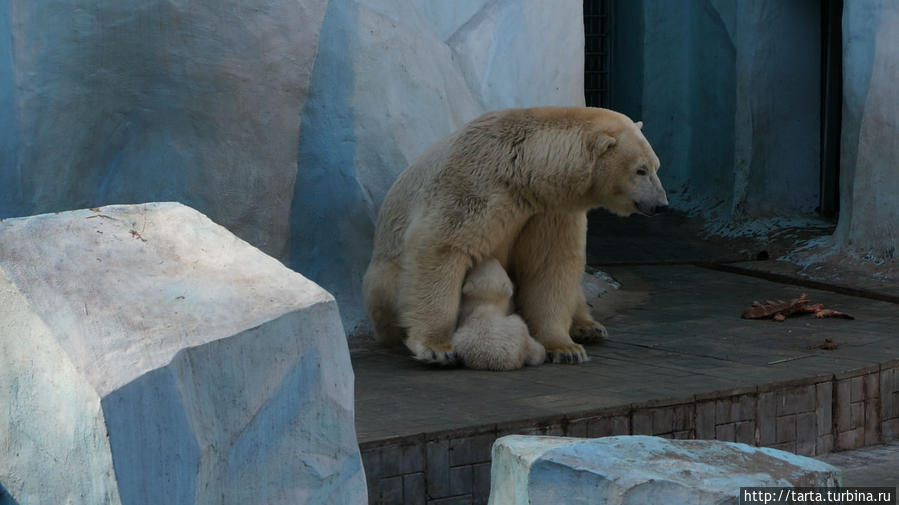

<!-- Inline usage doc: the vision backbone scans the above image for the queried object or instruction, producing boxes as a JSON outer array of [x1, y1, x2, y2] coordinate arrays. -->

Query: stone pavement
[[818, 440, 899, 486], [717, 260, 899, 304], [353, 265, 899, 444], [353, 264, 899, 504]]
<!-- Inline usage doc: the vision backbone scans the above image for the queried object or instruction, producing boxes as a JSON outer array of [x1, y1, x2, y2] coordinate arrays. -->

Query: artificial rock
[[0, 203, 366, 505], [489, 435, 840, 505]]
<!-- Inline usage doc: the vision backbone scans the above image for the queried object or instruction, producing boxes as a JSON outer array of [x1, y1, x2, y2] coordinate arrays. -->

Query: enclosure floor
[[352, 264, 899, 443], [818, 440, 899, 486]]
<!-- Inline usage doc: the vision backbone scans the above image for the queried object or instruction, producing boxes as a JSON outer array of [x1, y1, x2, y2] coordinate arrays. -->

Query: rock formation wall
[[0, 0, 585, 333], [834, 0, 899, 260]]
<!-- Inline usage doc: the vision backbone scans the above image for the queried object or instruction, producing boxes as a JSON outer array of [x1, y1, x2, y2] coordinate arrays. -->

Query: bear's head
[[588, 116, 669, 217], [461, 258, 514, 311]]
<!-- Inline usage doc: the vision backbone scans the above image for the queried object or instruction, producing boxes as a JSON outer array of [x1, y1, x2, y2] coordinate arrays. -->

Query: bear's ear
[[501, 280, 514, 299], [587, 132, 617, 156], [462, 278, 477, 296], [635, 121, 644, 130]]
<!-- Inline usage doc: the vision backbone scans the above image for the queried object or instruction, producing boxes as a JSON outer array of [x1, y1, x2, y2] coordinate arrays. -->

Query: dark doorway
[[584, 1, 838, 267], [820, 0, 843, 218]]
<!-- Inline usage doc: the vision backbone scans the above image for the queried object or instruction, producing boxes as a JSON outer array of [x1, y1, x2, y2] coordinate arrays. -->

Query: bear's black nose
[[653, 204, 669, 214]]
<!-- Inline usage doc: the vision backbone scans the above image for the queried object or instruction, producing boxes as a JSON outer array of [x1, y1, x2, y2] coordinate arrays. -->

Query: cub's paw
[[406, 337, 457, 365], [571, 321, 608, 344], [544, 343, 589, 364], [524, 338, 547, 367]]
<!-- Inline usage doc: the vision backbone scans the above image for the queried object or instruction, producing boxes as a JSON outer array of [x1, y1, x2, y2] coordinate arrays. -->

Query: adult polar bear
[[363, 107, 667, 364]]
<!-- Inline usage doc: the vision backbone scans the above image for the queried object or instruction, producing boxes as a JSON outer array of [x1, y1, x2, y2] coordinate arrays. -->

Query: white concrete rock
[[489, 435, 841, 505], [448, 0, 585, 111], [0, 203, 367, 505]]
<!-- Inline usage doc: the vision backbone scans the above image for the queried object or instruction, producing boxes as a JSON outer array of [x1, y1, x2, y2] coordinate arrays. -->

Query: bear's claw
[[571, 322, 608, 344], [416, 349, 457, 365], [545, 344, 589, 364], [407, 338, 457, 365]]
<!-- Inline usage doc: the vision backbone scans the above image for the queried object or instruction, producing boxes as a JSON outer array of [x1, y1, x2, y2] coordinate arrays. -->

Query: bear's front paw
[[571, 321, 608, 344], [544, 343, 589, 364], [406, 337, 457, 365]]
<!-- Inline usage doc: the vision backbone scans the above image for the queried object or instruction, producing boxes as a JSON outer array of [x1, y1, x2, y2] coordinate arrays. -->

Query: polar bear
[[363, 107, 667, 364], [451, 258, 546, 371]]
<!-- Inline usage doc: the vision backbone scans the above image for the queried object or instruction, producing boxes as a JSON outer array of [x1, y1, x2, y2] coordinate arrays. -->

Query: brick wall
[[361, 363, 899, 505]]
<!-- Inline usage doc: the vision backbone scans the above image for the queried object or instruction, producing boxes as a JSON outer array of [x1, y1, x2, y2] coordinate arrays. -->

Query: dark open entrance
[[820, 0, 843, 218], [584, 0, 842, 266]]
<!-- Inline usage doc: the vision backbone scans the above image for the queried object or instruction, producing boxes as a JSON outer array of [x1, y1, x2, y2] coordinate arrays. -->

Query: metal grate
[[584, 0, 611, 107]]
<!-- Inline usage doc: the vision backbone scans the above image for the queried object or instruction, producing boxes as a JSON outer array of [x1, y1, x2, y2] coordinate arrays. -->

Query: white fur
[[363, 107, 665, 364], [451, 259, 546, 371]]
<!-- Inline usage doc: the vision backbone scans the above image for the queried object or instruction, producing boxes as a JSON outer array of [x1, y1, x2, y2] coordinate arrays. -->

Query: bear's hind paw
[[571, 322, 608, 344], [416, 349, 457, 365], [545, 344, 589, 364], [407, 339, 458, 365]]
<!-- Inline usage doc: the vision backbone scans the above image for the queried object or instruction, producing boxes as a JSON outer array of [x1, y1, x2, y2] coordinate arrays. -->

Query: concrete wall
[[0, 0, 585, 334], [732, 0, 821, 219], [288, 0, 585, 332], [833, 0, 899, 260], [0, 0, 329, 258]]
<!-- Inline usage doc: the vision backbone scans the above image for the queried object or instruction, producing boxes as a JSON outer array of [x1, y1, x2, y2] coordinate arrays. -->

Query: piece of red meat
[[741, 293, 854, 322]]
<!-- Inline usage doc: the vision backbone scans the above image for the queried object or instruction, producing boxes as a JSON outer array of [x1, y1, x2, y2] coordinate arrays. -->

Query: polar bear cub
[[451, 258, 546, 371]]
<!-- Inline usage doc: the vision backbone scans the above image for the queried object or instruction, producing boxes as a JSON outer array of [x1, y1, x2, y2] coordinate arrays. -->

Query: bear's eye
[[636, 167, 648, 176]]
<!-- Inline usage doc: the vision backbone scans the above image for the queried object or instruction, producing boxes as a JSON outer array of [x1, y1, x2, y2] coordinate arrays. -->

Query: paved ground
[[818, 440, 899, 486], [353, 210, 899, 494], [721, 260, 899, 304], [352, 264, 899, 443]]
